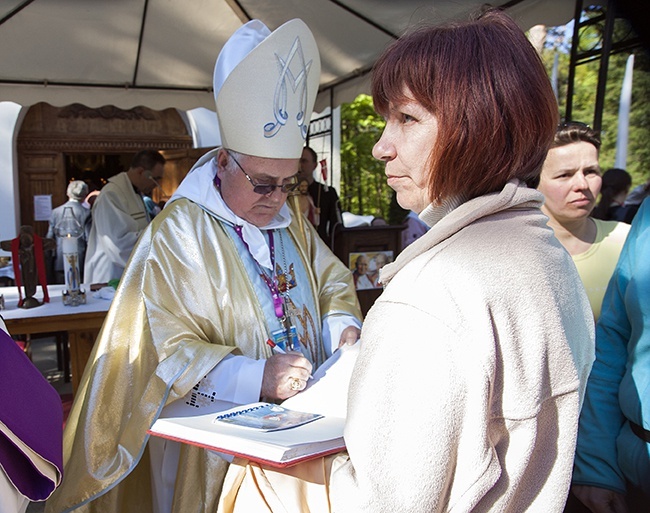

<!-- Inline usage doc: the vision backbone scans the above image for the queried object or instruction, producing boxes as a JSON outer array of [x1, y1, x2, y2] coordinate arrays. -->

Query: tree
[[340, 95, 387, 218]]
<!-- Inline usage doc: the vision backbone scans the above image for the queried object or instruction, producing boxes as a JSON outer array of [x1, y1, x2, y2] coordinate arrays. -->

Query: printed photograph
[[348, 251, 393, 290]]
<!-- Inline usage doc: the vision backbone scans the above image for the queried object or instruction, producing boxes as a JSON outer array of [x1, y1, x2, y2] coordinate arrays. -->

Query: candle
[[61, 235, 80, 292]]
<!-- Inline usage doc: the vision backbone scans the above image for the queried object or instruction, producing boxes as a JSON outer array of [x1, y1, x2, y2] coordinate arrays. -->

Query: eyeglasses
[[227, 151, 299, 195]]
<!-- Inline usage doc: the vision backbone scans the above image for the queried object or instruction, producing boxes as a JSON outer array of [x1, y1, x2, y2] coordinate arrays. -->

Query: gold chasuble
[[45, 198, 361, 513]]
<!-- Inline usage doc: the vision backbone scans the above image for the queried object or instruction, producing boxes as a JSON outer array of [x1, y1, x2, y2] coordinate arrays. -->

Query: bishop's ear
[[216, 148, 230, 170]]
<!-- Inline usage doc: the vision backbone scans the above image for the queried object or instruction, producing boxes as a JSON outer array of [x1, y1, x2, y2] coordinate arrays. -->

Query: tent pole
[[565, 0, 583, 122]]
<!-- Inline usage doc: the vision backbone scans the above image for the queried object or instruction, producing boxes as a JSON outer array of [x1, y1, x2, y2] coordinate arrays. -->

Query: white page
[[33, 195, 52, 222], [282, 341, 360, 419]]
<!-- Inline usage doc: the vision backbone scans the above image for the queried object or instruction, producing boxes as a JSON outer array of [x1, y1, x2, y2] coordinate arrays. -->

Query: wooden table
[[1, 285, 111, 395]]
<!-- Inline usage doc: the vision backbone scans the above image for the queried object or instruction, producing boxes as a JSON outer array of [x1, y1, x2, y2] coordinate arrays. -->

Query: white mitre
[[213, 19, 321, 159]]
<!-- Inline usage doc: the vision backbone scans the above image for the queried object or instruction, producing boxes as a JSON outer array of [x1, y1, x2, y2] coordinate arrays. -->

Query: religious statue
[[0, 226, 54, 308]]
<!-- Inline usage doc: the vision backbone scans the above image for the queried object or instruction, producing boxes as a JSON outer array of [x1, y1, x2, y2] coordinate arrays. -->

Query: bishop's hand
[[261, 353, 313, 401], [338, 325, 361, 348]]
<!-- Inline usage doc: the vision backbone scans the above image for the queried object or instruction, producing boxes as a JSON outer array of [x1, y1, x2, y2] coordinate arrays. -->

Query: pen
[[266, 339, 286, 354]]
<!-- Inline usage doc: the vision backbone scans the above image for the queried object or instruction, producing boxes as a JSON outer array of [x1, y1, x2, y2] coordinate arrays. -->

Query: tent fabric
[[0, 0, 576, 112]]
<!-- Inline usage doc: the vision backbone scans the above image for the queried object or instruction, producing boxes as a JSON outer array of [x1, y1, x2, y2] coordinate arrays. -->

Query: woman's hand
[[572, 485, 629, 513], [261, 353, 313, 401]]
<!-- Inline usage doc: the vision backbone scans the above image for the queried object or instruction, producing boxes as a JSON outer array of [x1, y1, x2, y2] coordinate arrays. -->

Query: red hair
[[372, 9, 558, 202]]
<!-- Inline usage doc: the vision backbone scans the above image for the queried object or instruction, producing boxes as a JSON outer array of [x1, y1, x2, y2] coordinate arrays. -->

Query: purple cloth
[[0, 329, 63, 500]]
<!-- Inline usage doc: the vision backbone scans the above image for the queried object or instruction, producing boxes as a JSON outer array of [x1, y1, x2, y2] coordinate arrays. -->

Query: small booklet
[[214, 402, 322, 431]]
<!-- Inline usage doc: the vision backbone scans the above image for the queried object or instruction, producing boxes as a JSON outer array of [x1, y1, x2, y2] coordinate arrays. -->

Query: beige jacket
[[330, 181, 595, 512]]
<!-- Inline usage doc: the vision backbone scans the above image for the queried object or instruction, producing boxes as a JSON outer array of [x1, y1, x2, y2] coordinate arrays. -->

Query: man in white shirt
[[83, 149, 165, 284], [46, 180, 91, 283]]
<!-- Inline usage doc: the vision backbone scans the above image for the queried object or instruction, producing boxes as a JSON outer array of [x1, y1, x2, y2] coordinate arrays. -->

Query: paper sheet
[[283, 341, 360, 419]]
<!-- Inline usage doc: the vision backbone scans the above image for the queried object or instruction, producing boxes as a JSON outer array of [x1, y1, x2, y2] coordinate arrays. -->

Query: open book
[[282, 341, 359, 418], [148, 342, 360, 467], [148, 402, 344, 467]]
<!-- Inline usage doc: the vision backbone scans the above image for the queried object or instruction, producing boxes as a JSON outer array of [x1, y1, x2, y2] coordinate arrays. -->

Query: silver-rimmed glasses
[[227, 151, 299, 195]]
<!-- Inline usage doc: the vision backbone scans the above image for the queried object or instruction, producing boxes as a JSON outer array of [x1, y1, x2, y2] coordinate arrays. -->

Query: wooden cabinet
[[16, 102, 198, 236]]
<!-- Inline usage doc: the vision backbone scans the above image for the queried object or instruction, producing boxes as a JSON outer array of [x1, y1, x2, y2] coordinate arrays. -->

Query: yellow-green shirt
[[572, 218, 630, 320]]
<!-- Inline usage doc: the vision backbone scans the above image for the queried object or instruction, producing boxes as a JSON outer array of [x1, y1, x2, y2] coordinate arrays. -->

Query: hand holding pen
[[266, 339, 312, 378], [262, 339, 313, 400]]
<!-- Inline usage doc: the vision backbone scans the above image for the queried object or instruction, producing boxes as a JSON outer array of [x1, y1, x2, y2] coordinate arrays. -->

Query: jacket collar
[[380, 180, 543, 285]]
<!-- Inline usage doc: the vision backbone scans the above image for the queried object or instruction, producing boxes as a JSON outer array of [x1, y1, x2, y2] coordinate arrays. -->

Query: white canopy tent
[[0, 0, 577, 112]]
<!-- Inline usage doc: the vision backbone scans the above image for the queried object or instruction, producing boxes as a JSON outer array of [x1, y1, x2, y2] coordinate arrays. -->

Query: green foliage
[[340, 94, 387, 217]]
